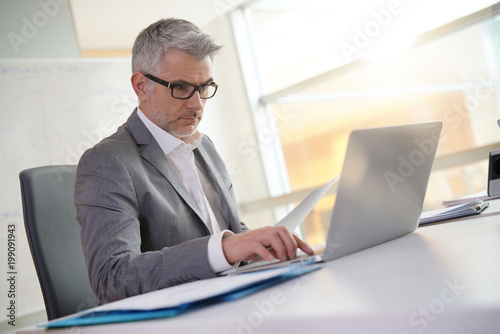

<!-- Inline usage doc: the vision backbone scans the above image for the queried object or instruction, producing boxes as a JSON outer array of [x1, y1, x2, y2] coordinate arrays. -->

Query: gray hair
[[132, 18, 222, 74]]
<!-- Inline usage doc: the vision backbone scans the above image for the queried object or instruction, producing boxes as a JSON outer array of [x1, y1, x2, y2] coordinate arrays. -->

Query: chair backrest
[[19, 165, 98, 320]]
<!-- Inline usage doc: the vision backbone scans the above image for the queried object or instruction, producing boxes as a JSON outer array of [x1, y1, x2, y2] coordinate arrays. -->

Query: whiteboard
[[0, 59, 137, 318]]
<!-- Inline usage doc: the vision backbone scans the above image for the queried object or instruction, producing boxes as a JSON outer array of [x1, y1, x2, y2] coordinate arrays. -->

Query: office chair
[[19, 165, 98, 320]]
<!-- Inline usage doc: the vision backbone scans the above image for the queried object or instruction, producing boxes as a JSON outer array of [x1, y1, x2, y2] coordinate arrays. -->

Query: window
[[231, 0, 500, 244]]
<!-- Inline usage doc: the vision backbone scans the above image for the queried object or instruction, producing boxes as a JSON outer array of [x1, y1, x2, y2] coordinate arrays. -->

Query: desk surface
[[18, 201, 500, 334]]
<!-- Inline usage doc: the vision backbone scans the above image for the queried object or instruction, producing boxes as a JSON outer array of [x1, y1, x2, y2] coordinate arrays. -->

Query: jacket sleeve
[[74, 146, 217, 304]]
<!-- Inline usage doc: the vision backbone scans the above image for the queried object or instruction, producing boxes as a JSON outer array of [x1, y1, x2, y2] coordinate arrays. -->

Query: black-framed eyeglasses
[[144, 73, 218, 100]]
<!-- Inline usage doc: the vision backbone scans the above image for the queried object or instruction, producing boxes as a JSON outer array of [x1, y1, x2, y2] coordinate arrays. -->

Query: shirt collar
[[137, 107, 202, 154]]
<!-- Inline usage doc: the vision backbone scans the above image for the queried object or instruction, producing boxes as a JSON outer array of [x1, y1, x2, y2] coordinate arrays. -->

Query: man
[[75, 18, 313, 304]]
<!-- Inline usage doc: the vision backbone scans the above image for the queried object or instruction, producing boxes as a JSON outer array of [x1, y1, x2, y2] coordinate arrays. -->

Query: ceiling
[[69, 0, 251, 50], [59, 0, 500, 52]]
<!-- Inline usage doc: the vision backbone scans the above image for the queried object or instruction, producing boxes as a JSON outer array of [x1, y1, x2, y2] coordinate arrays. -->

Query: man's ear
[[131, 72, 149, 102]]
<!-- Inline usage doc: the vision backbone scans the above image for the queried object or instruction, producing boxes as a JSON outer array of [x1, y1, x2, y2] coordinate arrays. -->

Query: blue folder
[[42, 263, 322, 328]]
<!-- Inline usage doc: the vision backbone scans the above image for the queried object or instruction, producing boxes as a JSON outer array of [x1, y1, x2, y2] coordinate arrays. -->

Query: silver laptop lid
[[323, 121, 442, 261]]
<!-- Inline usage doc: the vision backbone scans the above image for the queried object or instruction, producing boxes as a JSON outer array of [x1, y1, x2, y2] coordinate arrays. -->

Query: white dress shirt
[[137, 108, 235, 273]]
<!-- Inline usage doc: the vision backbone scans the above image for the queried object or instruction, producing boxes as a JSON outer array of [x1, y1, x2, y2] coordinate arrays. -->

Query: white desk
[[18, 201, 500, 334]]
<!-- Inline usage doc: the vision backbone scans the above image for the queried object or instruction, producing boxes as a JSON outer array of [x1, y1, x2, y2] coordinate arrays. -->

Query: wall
[[0, 59, 135, 326], [0, 0, 83, 328], [0, 0, 80, 58]]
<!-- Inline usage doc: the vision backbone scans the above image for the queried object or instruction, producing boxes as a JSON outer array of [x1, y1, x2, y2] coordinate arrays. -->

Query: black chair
[[19, 165, 98, 320]]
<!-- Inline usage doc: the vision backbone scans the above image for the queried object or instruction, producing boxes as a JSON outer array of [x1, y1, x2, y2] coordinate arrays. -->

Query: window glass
[[235, 1, 500, 245], [248, 0, 499, 93]]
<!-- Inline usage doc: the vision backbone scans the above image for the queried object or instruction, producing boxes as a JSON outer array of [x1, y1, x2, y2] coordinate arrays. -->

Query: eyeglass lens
[[172, 84, 216, 99]]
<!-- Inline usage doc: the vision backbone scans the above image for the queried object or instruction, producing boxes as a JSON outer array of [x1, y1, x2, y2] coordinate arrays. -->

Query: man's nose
[[185, 90, 203, 109]]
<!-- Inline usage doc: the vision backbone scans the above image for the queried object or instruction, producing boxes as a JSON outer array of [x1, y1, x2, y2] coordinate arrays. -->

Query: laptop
[[224, 121, 443, 275]]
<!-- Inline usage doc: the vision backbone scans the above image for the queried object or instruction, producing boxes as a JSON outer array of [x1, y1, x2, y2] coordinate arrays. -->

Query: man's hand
[[221, 226, 314, 264]]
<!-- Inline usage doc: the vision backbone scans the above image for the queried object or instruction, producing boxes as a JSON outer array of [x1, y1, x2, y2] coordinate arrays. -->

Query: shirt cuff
[[208, 230, 239, 273]]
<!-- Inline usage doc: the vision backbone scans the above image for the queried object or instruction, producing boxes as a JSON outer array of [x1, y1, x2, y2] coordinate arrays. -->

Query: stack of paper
[[419, 200, 489, 225]]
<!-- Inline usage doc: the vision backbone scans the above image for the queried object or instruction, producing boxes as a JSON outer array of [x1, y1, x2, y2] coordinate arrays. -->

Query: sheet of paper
[[84, 266, 306, 313], [44, 264, 322, 328], [274, 175, 340, 232]]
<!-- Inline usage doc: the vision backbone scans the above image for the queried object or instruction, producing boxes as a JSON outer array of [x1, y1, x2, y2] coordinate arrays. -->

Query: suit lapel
[[195, 143, 241, 232], [125, 110, 207, 225]]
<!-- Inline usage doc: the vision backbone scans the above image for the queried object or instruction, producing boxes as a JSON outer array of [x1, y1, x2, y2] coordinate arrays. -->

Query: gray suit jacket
[[75, 110, 247, 304]]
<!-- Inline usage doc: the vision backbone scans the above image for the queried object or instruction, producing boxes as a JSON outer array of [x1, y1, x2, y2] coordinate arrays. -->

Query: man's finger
[[275, 227, 298, 260], [293, 233, 314, 255], [252, 242, 276, 262], [266, 232, 290, 262]]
